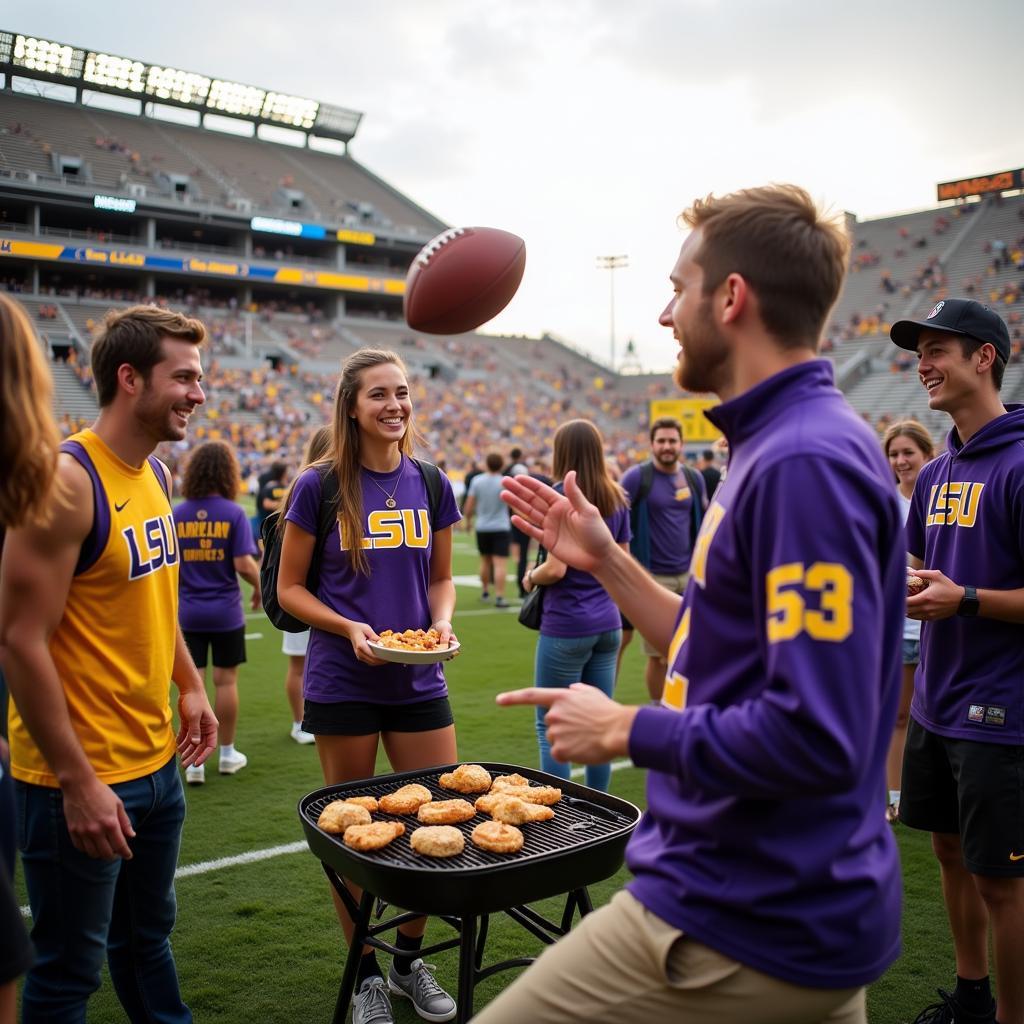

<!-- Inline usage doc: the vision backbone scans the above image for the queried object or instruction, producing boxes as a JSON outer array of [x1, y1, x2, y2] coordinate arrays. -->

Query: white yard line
[[18, 760, 637, 917], [244, 632, 264, 640]]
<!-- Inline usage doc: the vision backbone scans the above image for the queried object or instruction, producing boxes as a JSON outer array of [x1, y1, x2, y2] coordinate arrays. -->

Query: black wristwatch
[[957, 585, 980, 617]]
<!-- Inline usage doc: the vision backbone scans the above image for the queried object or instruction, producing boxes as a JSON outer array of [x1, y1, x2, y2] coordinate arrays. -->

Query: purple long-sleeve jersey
[[626, 360, 904, 989], [906, 405, 1024, 743]]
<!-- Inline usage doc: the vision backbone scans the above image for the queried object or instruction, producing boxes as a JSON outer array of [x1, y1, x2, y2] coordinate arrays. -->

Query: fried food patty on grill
[[488, 795, 555, 825], [417, 799, 476, 825], [471, 821, 524, 854], [438, 764, 492, 794], [317, 801, 372, 833], [379, 783, 433, 815], [342, 796, 379, 812], [410, 825, 465, 858], [343, 821, 405, 851], [490, 773, 532, 792]]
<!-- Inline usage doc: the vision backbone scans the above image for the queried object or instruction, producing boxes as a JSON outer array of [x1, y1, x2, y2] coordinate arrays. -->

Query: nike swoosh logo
[[115, 499, 131, 512], [1010, 852, 1024, 862]]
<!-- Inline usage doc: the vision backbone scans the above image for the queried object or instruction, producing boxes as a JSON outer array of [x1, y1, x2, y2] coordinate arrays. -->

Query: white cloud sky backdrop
[[9, 0, 1023, 369]]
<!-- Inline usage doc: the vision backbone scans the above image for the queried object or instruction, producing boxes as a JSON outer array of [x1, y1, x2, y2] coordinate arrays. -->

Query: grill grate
[[299, 763, 638, 874]]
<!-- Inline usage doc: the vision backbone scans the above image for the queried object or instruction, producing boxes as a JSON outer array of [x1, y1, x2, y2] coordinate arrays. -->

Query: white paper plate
[[366, 640, 461, 665]]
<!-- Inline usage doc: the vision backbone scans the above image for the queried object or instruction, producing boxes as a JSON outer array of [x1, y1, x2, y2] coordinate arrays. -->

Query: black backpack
[[260, 458, 444, 632]]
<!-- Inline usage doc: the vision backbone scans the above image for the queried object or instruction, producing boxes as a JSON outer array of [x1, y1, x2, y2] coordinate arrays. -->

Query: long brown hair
[[181, 440, 241, 500], [882, 419, 936, 483], [327, 349, 420, 575], [552, 419, 626, 518], [0, 294, 64, 528]]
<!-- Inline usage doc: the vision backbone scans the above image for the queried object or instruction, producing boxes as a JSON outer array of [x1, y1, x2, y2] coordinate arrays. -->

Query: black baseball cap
[[890, 298, 1011, 361]]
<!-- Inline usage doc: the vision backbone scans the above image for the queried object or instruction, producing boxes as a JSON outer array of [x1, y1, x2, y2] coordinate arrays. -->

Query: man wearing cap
[[891, 298, 1024, 1024]]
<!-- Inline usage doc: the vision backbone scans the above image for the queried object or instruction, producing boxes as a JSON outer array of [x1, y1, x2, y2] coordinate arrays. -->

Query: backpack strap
[[629, 460, 655, 534], [411, 457, 444, 528], [681, 465, 706, 544]]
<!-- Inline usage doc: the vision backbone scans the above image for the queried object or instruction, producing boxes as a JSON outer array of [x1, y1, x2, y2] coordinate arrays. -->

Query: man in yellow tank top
[[0, 305, 217, 1023]]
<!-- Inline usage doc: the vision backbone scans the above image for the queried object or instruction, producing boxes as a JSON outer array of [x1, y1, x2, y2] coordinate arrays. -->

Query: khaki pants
[[642, 572, 690, 657], [473, 891, 865, 1024]]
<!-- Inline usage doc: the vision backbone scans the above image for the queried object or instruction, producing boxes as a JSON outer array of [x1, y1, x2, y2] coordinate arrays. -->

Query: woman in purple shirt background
[[277, 348, 462, 1024], [521, 419, 630, 791], [174, 441, 261, 784]]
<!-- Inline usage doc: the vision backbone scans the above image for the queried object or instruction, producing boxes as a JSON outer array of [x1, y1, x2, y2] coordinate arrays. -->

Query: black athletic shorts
[[900, 718, 1024, 877], [303, 696, 454, 736], [476, 530, 511, 557], [184, 627, 247, 669]]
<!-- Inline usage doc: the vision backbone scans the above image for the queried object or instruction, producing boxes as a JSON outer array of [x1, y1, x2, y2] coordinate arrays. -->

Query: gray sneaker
[[387, 959, 456, 1022], [353, 976, 394, 1024]]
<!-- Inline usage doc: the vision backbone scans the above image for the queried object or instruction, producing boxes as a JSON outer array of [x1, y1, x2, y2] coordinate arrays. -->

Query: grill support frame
[[321, 863, 594, 1023]]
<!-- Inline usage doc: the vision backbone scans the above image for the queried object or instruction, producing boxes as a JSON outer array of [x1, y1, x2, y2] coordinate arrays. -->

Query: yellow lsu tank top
[[8, 429, 180, 786]]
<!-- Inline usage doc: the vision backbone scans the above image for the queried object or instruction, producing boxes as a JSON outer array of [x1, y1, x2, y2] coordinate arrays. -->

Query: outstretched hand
[[500, 472, 616, 576], [496, 683, 638, 764]]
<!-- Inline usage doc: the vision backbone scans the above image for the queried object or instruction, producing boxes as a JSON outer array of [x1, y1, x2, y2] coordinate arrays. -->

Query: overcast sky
[[9, 1, 1023, 370]]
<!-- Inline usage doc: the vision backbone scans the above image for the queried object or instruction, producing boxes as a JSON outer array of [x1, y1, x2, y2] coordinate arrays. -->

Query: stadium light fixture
[[13, 35, 78, 76], [146, 66, 210, 104], [596, 254, 629, 369], [84, 51, 147, 92], [262, 92, 318, 129], [208, 79, 267, 118]]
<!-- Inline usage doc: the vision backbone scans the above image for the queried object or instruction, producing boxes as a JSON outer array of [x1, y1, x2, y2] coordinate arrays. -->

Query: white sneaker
[[185, 764, 205, 786], [290, 724, 316, 745], [218, 750, 248, 775], [353, 976, 394, 1024]]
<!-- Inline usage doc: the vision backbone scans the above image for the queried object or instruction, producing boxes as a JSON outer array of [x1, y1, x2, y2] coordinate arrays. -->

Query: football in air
[[404, 226, 526, 334]]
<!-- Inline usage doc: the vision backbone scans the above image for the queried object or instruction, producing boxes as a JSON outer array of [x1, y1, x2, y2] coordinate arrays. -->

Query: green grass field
[[13, 533, 955, 1023]]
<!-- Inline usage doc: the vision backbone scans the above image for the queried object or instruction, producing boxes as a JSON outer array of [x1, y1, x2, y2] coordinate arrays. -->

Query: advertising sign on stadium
[[250, 216, 326, 240], [936, 169, 1023, 202], [649, 398, 722, 443], [94, 194, 137, 214], [0, 237, 405, 295]]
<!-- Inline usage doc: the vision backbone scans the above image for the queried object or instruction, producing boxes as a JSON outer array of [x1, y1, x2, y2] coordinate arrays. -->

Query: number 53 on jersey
[[766, 562, 853, 643]]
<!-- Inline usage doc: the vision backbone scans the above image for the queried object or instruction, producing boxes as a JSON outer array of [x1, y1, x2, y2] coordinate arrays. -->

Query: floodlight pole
[[596, 254, 628, 370]]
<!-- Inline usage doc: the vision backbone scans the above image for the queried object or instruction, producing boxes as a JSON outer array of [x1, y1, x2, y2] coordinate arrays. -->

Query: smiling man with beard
[[485, 185, 905, 1024], [1, 305, 216, 1023]]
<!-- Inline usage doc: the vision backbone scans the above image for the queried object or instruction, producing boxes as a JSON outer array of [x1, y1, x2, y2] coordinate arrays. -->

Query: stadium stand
[[4, 49, 1023, 484]]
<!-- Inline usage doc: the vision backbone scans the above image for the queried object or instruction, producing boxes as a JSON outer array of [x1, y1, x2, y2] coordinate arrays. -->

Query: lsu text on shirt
[[906, 406, 1024, 744], [626, 361, 904, 989], [8, 429, 179, 787], [285, 457, 461, 704]]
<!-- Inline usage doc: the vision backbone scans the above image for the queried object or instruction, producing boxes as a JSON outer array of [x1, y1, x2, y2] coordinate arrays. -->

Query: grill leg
[[457, 915, 477, 1023], [475, 914, 490, 971], [332, 888, 376, 1024]]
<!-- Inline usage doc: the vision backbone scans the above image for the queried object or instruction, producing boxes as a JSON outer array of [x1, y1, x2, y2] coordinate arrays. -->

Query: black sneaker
[[911, 989, 996, 1024]]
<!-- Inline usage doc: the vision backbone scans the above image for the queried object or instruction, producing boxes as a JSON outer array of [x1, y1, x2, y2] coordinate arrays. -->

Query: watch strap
[[957, 585, 980, 617]]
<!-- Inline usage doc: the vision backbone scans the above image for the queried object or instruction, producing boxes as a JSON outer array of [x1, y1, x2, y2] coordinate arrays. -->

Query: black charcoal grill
[[298, 761, 640, 1022]]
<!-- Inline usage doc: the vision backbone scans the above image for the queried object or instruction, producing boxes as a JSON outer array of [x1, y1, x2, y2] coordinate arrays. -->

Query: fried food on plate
[[491, 773, 532, 791], [410, 825, 465, 858], [379, 783, 433, 815], [317, 800, 372, 834], [417, 799, 476, 825], [439, 764, 492, 794], [489, 796, 555, 825], [489, 784, 561, 806], [342, 796, 379, 812], [471, 820, 524, 854], [376, 628, 447, 652], [343, 821, 405, 851]]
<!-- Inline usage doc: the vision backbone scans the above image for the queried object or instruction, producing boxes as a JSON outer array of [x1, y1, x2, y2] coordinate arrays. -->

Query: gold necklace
[[366, 459, 405, 508]]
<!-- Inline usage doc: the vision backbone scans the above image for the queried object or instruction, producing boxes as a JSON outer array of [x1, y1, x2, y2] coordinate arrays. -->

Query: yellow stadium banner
[[649, 397, 722, 443]]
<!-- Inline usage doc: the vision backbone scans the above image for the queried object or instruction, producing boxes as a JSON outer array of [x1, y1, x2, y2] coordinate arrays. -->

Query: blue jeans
[[534, 629, 620, 791], [16, 756, 191, 1024]]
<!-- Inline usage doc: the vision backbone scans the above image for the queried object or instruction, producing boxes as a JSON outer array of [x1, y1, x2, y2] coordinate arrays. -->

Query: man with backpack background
[[621, 417, 707, 701]]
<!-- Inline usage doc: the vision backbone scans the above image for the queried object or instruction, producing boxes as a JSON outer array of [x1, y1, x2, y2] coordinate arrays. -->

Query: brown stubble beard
[[672, 296, 728, 395]]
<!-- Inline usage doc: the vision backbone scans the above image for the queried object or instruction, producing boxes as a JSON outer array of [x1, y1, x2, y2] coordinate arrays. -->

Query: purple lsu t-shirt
[[174, 496, 257, 632], [540, 503, 630, 638], [906, 406, 1024, 744], [622, 463, 706, 574], [285, 457, 462, 704], [626, 361, 904, 989]]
